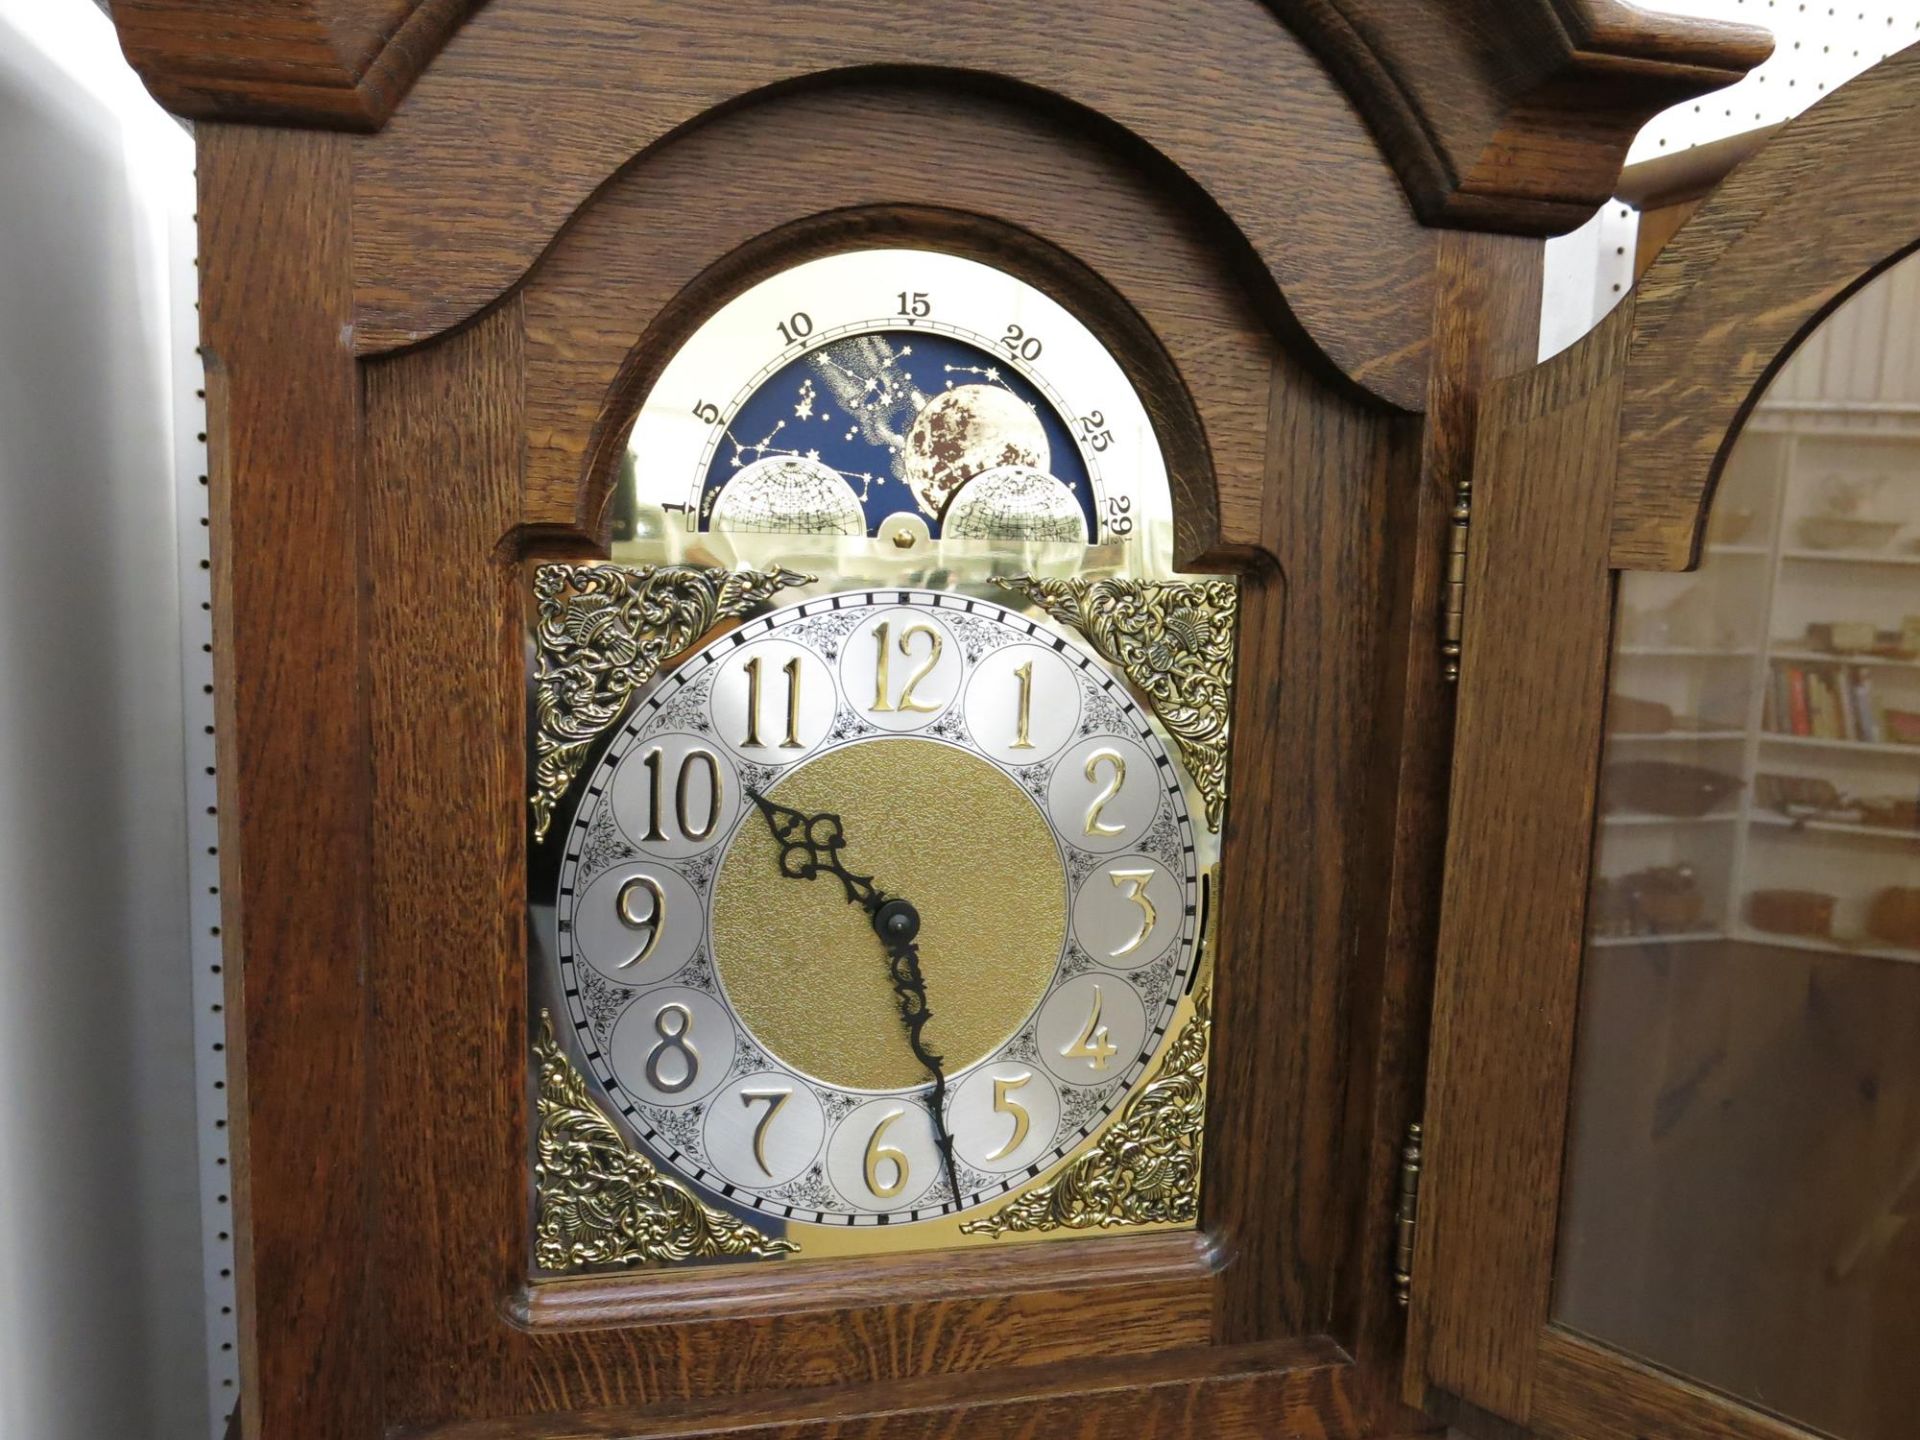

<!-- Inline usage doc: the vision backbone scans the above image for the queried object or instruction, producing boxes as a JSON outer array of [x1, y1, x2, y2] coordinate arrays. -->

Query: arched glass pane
[[1557, 250, 1920, 1440]]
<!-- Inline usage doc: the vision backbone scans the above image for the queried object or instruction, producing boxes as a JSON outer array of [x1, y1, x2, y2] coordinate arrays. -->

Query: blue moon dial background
[[696, 328, 1094, 537]]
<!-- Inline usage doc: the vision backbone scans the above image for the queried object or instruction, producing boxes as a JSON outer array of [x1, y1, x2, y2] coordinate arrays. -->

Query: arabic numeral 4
[[1000, 323, 1042, 362], [691, 400, 721, 424], [775, 311, 814, 345], [1106, 493, 1134, 537], [1077, 411, 1113, 453]]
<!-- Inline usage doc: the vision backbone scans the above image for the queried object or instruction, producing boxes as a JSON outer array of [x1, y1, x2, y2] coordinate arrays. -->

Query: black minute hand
[[746, 789, 963, 1208]]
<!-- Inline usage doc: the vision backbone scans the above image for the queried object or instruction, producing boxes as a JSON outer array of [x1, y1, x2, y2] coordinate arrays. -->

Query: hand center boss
[[745, 790, 964, 1208]]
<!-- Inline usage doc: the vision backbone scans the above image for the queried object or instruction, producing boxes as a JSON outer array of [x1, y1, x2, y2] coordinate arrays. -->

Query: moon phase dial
[[624, 249, 1170, 546]]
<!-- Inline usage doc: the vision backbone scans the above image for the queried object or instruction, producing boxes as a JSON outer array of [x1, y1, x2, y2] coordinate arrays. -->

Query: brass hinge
[[1393, 1120, 1424, 1309], [1440, 480, 1470, 683]]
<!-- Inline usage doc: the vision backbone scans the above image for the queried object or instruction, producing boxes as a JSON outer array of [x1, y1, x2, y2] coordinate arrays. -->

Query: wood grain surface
[[1532, 1328, 1818, 1440], [1611, 41, 1920, 570], [198, 124, 379, 1440], [1405, 303, 1632, 1419]]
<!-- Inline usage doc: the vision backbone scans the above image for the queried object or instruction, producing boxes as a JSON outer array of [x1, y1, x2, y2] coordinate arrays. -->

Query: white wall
[[0, 4, 208, 1437]]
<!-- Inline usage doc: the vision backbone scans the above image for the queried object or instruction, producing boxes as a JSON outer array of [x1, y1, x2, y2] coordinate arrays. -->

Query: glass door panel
[[1556, 250, 1920, 1440]]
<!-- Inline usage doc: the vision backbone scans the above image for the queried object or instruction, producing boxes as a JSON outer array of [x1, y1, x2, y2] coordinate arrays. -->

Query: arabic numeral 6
[[691, 400, 721, 424], [775, 311, 813, 345], [1077, 411, 1114, 453], [895, 291, 930, 318], [1106, 494, 1134, 537], [1000, 323, 1042, 362]]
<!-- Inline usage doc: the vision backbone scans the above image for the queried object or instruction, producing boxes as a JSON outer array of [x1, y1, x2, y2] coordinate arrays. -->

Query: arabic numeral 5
[[895, 291, 930, 318], [691, 400, 721, 424], [775, 311, 813, 345], [1000, 323, 1042, 362], [1076, 411, 1113, 453], [1105, 493, 1134, 537]]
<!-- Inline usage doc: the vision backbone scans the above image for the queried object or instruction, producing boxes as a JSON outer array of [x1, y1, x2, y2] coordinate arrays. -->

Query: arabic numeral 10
[[1106, 494, 1134, 537], [775, 311, 813, 345], [1000, 323, 1042, 362]]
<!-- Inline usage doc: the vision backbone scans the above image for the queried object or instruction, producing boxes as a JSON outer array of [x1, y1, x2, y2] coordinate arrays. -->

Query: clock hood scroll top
[[994, 576, 1238, 831]]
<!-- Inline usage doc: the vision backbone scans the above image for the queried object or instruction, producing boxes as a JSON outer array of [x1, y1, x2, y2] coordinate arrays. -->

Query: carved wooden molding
[[111, 0, 473, 130], [1610, 44, 1920, 571], [112, 0, 1764, 236]]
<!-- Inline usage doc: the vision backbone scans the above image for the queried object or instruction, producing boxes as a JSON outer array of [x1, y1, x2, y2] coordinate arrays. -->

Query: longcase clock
[[109, 1, 1773, 1436]]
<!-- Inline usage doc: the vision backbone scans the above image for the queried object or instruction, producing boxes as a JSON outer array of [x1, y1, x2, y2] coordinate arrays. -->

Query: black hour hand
[[747, 789, 880, 911]]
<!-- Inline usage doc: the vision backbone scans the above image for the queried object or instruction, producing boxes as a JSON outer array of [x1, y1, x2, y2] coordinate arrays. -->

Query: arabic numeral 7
[[896, 291, 930, 318], [1000, 323, 1042, 362], [691, 400, 721, 424], [1077, 411, 1113, 452]]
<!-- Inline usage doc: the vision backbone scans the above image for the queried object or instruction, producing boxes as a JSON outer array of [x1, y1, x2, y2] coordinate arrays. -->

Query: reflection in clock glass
[[699, 329, 1093, 538]]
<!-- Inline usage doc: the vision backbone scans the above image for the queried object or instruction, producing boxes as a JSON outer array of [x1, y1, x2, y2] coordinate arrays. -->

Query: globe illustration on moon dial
[[900, 384, 1048, 520], [710, 455, 866, 536], [942, 464, 1090, 543], [695, 329, 1094, 539]]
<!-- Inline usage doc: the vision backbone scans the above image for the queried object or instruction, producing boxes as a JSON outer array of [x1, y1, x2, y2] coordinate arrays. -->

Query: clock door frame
[[125, 2, 1768, 1437], [1408, 41, 1920, 1440]]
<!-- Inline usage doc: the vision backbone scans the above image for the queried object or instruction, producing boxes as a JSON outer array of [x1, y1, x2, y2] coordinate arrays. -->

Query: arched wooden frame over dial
[[143, 2, 1769, 1438]]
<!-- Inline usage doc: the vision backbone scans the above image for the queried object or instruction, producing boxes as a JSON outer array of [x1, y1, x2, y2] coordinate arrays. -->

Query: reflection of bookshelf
[[1594, 400, 1920, 958]]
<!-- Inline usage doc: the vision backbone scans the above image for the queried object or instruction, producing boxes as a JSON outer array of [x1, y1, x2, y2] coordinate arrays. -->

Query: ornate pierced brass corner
[[959, 985, 1210, 1238], [532, 1012, 796, 1271], [529, 562, 811, 841], [995, 576, 1237, 830]]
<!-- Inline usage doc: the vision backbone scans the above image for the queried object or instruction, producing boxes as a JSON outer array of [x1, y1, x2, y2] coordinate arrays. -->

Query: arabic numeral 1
[[1000, 323, 1042, 362], [691, 400, 721, 424], [776, 311, 813, 345], [1105, 494, 1134, 537]]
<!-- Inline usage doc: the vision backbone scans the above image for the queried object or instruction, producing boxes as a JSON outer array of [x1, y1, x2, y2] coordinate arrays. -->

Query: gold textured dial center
[[710, 737, 1067, 1091]]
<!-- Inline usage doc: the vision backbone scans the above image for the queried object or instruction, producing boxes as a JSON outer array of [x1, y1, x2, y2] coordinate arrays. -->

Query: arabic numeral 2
[[775, 311, 813, 345], [895, 291, 930, 318], [1106, 493, 1134, 537], [691, 400, 721, 424], [1077, 411, 1113, 453], [1000, 323, 1042, 362]]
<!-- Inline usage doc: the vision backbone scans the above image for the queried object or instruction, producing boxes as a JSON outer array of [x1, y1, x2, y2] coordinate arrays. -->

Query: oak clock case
[[526, 247, 1233, 1274]]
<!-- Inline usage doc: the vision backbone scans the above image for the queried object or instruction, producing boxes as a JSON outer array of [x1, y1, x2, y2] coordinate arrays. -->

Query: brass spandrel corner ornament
[[529, 562, 812, 841], [532, 1012, 796, 1271], [994, 576, 1238, 830], [960, 985, 1210, 1238]]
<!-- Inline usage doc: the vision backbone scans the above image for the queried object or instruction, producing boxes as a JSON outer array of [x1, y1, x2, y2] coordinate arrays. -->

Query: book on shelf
[[1765, 659, 1883, 741]]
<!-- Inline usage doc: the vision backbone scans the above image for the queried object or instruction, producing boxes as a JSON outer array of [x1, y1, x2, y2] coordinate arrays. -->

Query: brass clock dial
[[549, 592, 1204, 1229]]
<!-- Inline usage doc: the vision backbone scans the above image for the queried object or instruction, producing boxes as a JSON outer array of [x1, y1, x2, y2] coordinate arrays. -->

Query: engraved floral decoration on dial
[[545, 590, 1207, 1244]]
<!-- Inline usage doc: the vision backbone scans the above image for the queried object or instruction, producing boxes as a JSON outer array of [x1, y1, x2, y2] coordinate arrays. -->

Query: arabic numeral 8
[[895, 291, 930, 318], [1000, 323, 1042, 362], [1106, 494, 1134, 537], [1077, 411, 1114, 453], [775, 311, 813, 345], [691, 400, 721, 424]]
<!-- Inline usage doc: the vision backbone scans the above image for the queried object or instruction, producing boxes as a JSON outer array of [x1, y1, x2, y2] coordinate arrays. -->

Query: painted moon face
[[710, 455, 866, 536], [900, 384, 1049, 520], [942, 464, 1090, 543]]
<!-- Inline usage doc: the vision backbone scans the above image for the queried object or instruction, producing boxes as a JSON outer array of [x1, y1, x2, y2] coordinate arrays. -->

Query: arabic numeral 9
[[1106, 494, 1134, 537], [1000, 323, 1042, 362], [1077, 411, 1114, 453], [775, 311, 813, 345], [691, 400, 721, 424]]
